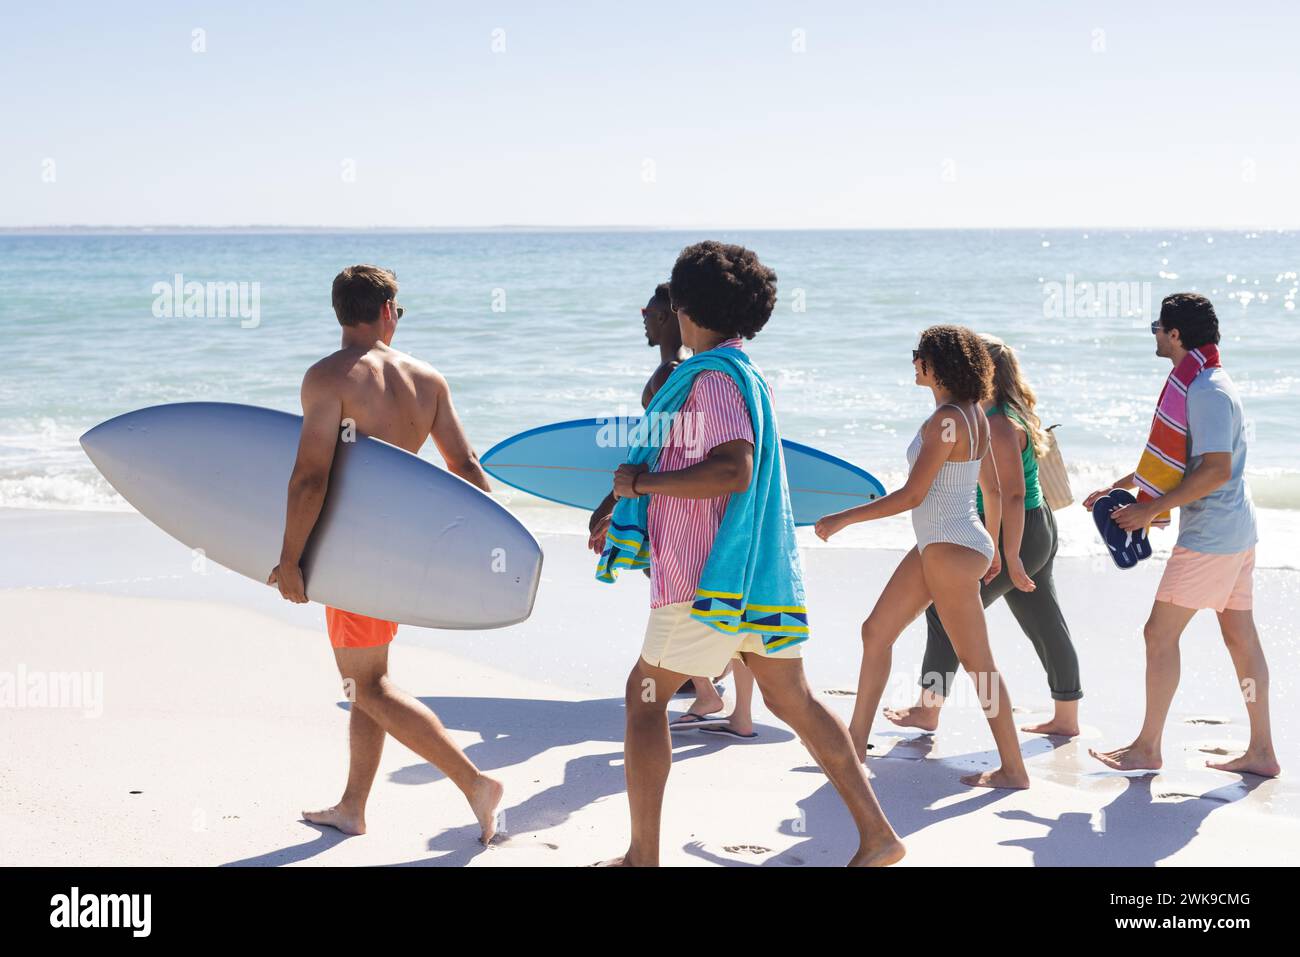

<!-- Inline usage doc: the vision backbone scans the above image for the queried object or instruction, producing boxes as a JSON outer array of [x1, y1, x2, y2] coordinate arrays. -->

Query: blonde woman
[[886, 334, 1082, 737], [816, 326, 1029, 789]]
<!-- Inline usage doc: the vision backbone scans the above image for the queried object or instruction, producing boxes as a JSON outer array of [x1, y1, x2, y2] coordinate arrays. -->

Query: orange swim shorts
[[325, 606, 398, 649]]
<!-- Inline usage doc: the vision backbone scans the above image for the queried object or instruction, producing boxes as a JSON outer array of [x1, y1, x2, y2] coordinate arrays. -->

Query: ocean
[[2, 228, 1296, 567]]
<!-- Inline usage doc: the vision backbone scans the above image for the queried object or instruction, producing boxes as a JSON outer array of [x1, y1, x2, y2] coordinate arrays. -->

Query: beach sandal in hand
[[1092, 491, 1140, 569], [1106, 489, 1153, 560]]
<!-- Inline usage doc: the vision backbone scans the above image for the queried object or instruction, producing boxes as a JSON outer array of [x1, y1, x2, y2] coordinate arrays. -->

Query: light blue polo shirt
[[1176, 367, 1257, 554]]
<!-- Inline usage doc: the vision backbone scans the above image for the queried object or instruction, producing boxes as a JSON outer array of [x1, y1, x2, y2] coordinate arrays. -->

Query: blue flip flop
[[1092, 491, 1139, 569], [1107, 489, 1153, 561]]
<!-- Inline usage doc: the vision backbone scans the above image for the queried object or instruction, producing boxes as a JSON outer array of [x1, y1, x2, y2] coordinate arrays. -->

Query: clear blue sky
[[3, 1, 1296, 228]]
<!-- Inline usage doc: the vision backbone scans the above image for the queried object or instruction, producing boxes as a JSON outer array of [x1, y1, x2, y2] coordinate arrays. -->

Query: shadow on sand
[[223, 696, 1263, 867]]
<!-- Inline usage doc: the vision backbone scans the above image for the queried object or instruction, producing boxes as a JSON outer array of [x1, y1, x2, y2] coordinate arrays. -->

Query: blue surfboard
[[482, 416, 885, 526]]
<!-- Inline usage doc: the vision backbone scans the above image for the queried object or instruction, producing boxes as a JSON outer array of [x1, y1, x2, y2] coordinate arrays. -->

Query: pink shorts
[[1156, 546, 1255, 612]]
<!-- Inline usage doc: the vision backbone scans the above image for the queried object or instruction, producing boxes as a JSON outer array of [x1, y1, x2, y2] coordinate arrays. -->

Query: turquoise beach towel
[[595, 348, 809, 651]]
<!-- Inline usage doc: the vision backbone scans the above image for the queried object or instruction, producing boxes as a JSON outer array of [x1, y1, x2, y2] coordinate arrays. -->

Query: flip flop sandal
[[1092, 491, 1139, 569], [1106, 489, 1153, 560], [699, 725, 759, 740], [669, 712, 729, 732]]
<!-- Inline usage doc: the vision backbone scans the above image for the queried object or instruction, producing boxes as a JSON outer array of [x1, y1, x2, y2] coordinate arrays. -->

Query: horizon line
[[1, 224, 1295, 235]]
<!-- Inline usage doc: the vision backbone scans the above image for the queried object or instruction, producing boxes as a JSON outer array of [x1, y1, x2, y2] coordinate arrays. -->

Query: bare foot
[[302, 804, 365, 835], [883, 705, 939, 732], [591, 849, 654, 867], [1206, 751, 1281, 778], [1021, 719, 1080, 737], [689, 686, 725, 718], [960, 767, 1030, 789], [1089, 743, 1161, 771], [849, 836, 906, 867], [469, 774, 505, 844], [725, 715, 755, 736]]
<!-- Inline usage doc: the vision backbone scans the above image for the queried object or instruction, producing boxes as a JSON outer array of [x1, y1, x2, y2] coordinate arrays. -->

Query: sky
[[2, 1, 1297, 229]]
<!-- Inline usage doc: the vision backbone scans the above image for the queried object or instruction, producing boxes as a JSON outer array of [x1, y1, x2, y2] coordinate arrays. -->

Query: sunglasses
[[1149, 319, 1162, 334], [912, 349, 922, 362], [390, 300, 404, 320]]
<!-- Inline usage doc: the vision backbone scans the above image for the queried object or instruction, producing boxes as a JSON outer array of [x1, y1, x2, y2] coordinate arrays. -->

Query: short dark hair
[[650, 281, 672, 310], [668, 241, 777, 339], [1158, 293, 1220, 350], [916, 325, 993, 403], [332, 264, 398, 327]]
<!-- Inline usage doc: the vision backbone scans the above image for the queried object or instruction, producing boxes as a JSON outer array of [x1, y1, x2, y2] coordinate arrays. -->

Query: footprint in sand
[[493, 835, 559, 850], [724, 844, 772, 855], [1196, 743, 1237, 756], [1157, 790, 1235, 804], [1184, 716, 1230, 725], [823, 689, 857, 696]]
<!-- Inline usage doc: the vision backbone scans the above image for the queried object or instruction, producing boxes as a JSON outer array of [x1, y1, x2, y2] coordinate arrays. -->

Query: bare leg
[[922, 544, 1029, 789], [745, 654, 904, 866], [726, 660, 756, 735], [1206, 609, 1281, 777], [303, 701, 385, 835], [851, 548, 933, 760], [324, 645, 503, 842], [1090, 601, 1196, 772], [687, 675, 725, 717], [597, 658, 689, 867]]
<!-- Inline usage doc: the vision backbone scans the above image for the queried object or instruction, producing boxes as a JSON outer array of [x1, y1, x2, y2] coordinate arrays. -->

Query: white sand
[[2, 508, 1298, 866]]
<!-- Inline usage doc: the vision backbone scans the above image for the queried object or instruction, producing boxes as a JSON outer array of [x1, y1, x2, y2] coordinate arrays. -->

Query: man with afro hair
[[592, 242, 903, 866]]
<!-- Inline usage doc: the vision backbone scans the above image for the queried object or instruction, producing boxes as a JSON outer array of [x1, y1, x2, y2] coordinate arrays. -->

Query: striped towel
[[1133, 344, 1221, 526]]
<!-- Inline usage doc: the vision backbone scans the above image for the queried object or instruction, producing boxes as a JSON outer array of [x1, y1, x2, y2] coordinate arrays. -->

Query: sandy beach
[[2, 507, 1296, 867]]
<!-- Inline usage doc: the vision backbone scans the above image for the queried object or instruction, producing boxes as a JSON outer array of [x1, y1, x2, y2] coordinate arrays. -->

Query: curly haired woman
[[886, 334, 1083, 739], [816, 325, 1030, 789]]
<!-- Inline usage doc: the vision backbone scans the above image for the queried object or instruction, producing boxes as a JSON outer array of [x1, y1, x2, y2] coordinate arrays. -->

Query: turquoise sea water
[[2, 228, 1296, 564]]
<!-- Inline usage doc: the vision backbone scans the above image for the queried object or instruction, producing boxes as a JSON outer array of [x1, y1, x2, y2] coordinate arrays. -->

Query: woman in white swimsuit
[[816, 325, 1030, 789]]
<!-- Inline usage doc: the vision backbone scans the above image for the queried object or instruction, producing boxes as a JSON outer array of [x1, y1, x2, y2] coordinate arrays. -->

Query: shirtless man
[[268, 264, 504, 842], [640, 281, 690, 406]]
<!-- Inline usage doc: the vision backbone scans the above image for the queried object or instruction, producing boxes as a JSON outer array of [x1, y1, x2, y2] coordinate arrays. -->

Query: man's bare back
[[272, 322, 489, 606], [307, 342, 470, 458]]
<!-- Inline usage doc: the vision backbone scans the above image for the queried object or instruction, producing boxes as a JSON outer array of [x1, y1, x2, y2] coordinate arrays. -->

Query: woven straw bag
[[1038, 424, 1074, 511]]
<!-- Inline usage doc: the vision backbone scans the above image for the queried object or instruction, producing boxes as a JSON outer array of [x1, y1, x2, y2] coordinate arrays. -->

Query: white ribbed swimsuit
[[906, 403, 995, 562]]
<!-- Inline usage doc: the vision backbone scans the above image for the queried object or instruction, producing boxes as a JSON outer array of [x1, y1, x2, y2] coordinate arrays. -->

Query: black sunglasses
[[912, 349, 922, 361], [1149, 319, 1162, 334], [390, 300, 404, 320]]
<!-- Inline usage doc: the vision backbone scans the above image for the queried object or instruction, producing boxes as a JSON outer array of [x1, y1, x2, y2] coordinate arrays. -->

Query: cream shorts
[[640, 602, 802, 679]]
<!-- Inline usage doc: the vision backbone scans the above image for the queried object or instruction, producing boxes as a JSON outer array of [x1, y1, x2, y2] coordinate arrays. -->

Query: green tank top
[[976, 403, 1043, 512]]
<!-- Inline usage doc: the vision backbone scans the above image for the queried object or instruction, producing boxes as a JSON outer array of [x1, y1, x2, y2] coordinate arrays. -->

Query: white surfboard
[[80, 402, 542, 630]]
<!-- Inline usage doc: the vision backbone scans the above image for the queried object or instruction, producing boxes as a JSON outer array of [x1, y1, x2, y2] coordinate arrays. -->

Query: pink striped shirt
[[648, 339, 754, 608]]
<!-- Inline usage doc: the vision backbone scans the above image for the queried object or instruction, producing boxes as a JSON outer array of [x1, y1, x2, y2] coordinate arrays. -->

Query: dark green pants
[[920, 505, 1082, 701]]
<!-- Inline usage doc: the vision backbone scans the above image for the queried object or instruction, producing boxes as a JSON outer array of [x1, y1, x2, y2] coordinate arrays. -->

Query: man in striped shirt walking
[[592, 242, 903, 867]]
